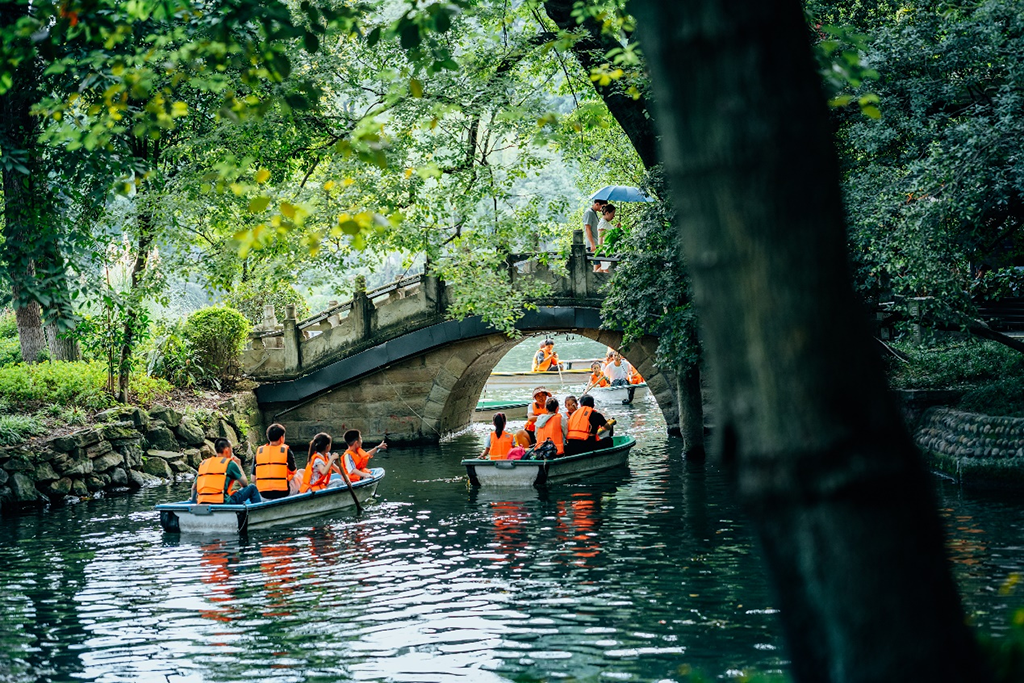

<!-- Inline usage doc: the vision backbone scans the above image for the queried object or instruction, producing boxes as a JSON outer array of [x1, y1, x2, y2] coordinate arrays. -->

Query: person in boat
[[603, 352, 631, 387], [253, 423, 299, 500], [524, 386, 551, 445], [299, 432, 344, 493], [565, 395, 615, 455], [534, 397, 565, 456], [564, 395, 578, 418], [584, 362, 610, 393], [192, 439, 263, 505], [480, 412, 513, 460], [531, 339, 561, 372], [341, 429, 386, 482]]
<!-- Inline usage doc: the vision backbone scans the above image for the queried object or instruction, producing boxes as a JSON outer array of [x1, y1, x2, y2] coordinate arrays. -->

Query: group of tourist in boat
[[480, 386, 616, 461], [532, 339, 643, 388], [191, 423, 385, 505]]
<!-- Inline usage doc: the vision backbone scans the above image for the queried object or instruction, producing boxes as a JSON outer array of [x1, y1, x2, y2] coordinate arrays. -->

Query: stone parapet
[[915, 407, 1024, 486], [0, 403, 254, 512]]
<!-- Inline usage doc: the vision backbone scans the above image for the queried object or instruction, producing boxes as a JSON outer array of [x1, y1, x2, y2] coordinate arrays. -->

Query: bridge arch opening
[[256, 309, 681, 444]]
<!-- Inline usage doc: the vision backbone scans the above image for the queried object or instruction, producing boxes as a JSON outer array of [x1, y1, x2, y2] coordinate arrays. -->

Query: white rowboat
[[156, 468, 385, 534], [587, 383, 649, 403], [462, 437, 636, 487]]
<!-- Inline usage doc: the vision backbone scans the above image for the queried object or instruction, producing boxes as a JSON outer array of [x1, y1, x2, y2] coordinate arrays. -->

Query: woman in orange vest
[[524, 387, 550, 445], [531, 339, 560, 372], [534, 397, 565, 456], [192, 439, 262, 504], [299, 432, 341, 493], [480, 412, 514, 460]]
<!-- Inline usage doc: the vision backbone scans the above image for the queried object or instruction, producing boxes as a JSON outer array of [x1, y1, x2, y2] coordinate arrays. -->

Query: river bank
[[0, 396, 258, 511]]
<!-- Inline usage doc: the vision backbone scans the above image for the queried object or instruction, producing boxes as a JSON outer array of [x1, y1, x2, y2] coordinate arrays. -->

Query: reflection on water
[[1, 394, 1023, 682]]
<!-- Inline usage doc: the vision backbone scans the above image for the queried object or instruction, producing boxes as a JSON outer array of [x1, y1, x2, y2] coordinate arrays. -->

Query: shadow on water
[[3, 396, 1024, 681]]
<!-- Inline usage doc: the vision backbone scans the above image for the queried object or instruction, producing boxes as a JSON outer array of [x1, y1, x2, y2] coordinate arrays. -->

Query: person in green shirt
[[191, 439, 263, 505]]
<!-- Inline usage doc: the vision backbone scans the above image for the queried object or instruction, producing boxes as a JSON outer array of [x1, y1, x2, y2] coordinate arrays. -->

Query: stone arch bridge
[[245, 232, 681, 444]]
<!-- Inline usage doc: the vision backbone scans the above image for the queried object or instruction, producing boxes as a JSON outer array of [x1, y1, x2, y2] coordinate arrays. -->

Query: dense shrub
[[183, 307, 250, 383], [226, 279, 310, 325], [0, 311, 22, 367], [0, 361, 171, 409], [144, 320, 217, 389], [0, 413, 46, 446], [886, 340, 1024, 390]]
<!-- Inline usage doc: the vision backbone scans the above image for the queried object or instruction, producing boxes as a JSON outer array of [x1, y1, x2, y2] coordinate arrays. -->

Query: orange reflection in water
[[261, 541, 297, 617], [941, 508, 988, 567], [491, 501, 529, 567], [199, 541, 241, 625]]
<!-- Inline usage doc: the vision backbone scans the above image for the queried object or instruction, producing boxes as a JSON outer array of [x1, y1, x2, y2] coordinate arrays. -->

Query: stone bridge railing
[[244, 230, 615, 381]]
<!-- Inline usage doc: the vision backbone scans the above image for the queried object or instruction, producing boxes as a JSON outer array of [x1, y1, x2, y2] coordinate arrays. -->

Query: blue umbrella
[[589, 185, 655, 203]]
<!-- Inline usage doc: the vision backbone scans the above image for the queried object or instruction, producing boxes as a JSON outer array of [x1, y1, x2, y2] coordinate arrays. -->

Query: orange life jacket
[[536, 413, 564, 455], [197, 457, 231, 504], [567, 406, 594, 441], [488, 431, 514, 460], [342, 448, 367, 482], [589, 371, 609, 388], [254, 444, 293, 493], [628, 365, 644, 385], [299, 452, 331, 493], [532, 350, 557, 372], [525, 401, 546, 432]]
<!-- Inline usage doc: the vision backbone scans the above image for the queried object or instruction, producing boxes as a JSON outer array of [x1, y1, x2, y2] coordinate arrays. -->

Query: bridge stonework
[[244, 232, 681, 444]]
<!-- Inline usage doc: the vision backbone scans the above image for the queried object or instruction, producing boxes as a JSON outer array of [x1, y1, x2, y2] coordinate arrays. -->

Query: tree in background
[[634, 0, 991, 678]]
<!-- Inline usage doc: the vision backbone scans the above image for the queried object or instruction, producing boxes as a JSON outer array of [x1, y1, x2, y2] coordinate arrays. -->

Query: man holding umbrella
[[585, 186, 655, 271], [582, 198, 606, 270]]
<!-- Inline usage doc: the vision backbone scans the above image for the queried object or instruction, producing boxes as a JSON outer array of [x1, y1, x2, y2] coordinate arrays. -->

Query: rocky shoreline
[[914, 406, 1024, 486], [0, 402, 255, 511]]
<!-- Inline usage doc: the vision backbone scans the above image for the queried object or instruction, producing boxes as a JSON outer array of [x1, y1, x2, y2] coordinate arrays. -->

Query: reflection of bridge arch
[[247, 236, 679, 444]]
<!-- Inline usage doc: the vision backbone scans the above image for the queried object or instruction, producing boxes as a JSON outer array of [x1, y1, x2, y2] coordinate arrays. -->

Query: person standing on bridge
[[583, 199, 607, 260]]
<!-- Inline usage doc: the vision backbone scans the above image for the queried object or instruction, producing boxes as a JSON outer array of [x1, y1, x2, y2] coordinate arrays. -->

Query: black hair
[[565, 395, 577, 405], [308, 432, 332, 458], [344, 429, 361, 447], [580, 395, 595, 407], [493, 412, 507, 437], [545, 397, 559, 412], [267, 423, 286, 442], [214, 438, 231, 454], [603, 203, 616, 215]]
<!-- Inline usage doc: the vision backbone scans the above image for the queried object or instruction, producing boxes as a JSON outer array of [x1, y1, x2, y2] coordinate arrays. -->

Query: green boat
[[473, 399, 530, 422]]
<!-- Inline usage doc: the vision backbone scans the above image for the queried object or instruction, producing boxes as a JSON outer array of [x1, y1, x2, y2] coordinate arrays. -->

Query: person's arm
[[287, 447, 297, 472], [231, 459, 249, 487], [367, 441, 388, 456], [191, 478, 198, 499]]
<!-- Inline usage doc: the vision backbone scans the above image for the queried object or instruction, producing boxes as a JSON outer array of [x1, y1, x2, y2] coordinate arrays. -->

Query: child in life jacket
[[534, 397, 565, 456], [480, 413, 514, 460], [341, 429, 386, 482], [299, 432, 343, 493]]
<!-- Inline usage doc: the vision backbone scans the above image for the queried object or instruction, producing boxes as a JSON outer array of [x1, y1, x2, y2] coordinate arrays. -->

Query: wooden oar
[[338, 453, 363, 514]]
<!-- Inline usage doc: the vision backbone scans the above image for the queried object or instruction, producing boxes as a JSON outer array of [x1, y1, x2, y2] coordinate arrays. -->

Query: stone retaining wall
[[915, 407, 1024, 486], [0, 404, 254, 511]]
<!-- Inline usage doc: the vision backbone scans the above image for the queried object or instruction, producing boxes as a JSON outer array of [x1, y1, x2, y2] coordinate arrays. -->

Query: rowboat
[[462, 436, 636, 487], [588, 383, 649, 403], [473, 400, 530, 422], [156, 468, 385, 534], [485, 368, 590, 390]]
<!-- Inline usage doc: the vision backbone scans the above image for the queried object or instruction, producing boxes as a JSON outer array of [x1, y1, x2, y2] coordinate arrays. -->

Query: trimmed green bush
[[183, 306, 250, 383], [887, 340, 1024, 390], [226, 279, 310, 325]]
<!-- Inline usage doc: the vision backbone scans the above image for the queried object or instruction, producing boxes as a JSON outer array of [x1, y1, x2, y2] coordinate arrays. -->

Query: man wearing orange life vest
[[341, 429, 386, 482], [531, 339, 561, 372], [534, 396, 565, 456], [524, 387, 551, 445], [192, 439, 263, 505], [253, 423, 299, 500], [565, 394, 614, 455]]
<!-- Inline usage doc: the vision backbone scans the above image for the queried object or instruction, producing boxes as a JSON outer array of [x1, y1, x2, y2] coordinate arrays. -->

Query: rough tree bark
[[0, 6, 47, 363], [632, 0, 991, 680]]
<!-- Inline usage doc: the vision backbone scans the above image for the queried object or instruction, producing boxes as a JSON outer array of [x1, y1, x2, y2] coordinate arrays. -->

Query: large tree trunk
[[117, 215, 153, 403], [676, 362, 704, 459], [542, 0, 659, 169], [0, 6, 47, 363], [45, 323, 80, 362], [633, 0, 990, 680]]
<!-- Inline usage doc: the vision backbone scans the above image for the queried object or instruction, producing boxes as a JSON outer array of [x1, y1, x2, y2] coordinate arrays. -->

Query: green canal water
[[1, 335, 1023, 682]]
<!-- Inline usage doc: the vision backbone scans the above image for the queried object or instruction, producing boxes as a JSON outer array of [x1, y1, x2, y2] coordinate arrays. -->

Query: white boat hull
[[462, 438, 635, 487], [157, 469, 384, 534], [485, 369, 591, 390], [588, 384, 649, 403]]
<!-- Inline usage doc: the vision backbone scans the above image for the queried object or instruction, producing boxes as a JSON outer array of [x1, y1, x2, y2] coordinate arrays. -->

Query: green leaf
[[248, 196, 271, 213], [409, 78, 423, 98], [304, 31, 320, 53], [366, 26, 382, 47], [400, 23, 421, 50], [861, 104, 881, 119]]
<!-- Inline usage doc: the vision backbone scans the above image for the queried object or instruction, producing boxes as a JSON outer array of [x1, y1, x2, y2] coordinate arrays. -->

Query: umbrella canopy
[[589, 185, 655, 203]]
